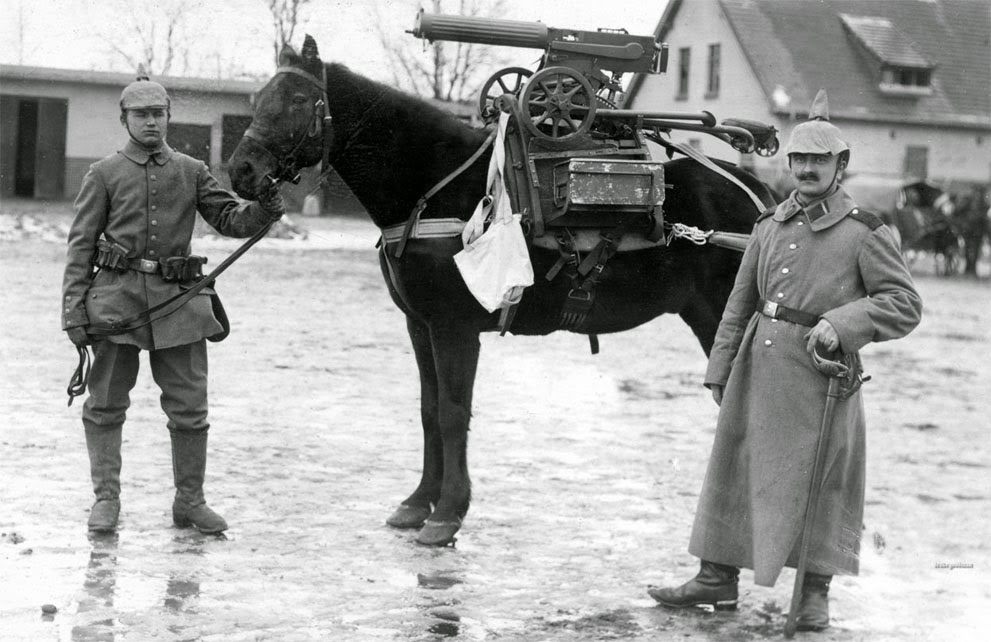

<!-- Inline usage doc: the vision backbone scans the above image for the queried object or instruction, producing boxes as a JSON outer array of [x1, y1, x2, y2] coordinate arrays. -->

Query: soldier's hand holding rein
[[805, 318, 839, 354], [258, 182, 287, 221], [66, 326, 90, 347]]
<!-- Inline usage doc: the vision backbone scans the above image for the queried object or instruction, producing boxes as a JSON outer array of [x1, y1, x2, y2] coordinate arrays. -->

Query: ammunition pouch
[[160, 255, 207, 282], [92, 238, 132, 272]]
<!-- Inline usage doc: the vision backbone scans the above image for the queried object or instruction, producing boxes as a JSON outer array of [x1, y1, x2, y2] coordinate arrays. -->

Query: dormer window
[[839, 14, 934, 97], [879, 66, 932, 94]]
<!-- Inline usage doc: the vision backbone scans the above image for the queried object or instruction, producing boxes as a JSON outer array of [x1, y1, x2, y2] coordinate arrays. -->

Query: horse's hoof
[[416, 519, 461, 546], [386, 504, 431, 529]]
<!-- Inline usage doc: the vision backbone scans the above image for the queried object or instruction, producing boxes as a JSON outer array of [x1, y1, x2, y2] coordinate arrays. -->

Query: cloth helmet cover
[[120, 80, 170, 110], [783, 88, 849, 156]]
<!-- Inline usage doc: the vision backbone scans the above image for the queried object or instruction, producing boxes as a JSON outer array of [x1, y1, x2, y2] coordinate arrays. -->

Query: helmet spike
[[809, 88, 830, 122]]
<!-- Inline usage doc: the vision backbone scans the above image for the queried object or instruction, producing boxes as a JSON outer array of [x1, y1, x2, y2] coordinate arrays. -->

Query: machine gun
[[409, 10, 779, 156]]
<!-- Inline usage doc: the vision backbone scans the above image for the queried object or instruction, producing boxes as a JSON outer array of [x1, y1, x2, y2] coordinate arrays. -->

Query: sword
[[784, 347, 850, 638]]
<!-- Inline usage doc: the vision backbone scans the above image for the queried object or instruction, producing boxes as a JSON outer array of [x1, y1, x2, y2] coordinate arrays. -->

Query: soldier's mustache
[[797, 173, 819, 181]]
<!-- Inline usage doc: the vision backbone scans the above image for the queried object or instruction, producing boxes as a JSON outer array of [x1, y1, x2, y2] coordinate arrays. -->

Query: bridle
[[242, 65, 333, 186]]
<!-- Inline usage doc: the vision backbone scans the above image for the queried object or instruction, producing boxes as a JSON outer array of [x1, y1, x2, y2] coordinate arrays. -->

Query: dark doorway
[[2, 95, 68, 200], [15, 99, 39, 196]]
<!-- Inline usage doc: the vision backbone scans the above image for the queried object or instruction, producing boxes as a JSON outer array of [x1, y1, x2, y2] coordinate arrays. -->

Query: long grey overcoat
[[689, 186, 922, 586], [62, 140, 274, 350]]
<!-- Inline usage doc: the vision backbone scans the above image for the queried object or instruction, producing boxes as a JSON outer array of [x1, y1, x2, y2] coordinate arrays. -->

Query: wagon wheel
[[519, 66, 597, 142], [478, 67, 532, 122]]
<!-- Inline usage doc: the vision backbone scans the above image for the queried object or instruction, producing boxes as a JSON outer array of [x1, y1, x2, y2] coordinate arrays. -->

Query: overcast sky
[[0, 0, 669, 82]]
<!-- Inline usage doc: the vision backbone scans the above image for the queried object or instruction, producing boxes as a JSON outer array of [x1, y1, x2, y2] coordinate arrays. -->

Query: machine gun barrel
[[410, 10, 549, 49]]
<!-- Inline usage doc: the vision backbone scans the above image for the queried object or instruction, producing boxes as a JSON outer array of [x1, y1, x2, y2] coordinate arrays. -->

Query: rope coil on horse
[[665, 222, 712, 246]]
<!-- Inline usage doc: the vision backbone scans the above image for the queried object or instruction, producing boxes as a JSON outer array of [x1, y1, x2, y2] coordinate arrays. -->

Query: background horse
[[229, 36, 776, 546]]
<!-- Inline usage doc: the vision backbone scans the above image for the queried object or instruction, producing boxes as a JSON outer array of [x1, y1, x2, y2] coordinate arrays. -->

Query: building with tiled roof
[[625, 0, 990, 191], [0, 64, 264, 202]]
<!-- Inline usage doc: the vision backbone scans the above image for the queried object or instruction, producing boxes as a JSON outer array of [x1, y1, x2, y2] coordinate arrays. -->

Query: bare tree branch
[[266, 0, 312, 69], [372, 0, 513, 104]]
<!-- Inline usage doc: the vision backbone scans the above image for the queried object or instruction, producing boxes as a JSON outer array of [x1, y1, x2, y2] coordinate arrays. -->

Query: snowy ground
[[1, 202, 988, 641]]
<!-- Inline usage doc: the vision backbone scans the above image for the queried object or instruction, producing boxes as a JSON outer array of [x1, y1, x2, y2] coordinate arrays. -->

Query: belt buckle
[[763, 300, 779, 318], [140, 259, 157, 273]]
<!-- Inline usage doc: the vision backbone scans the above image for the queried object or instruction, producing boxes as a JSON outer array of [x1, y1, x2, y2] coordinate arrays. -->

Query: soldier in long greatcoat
[[62, 74, 285, 534], [648, 90, 923, 631]]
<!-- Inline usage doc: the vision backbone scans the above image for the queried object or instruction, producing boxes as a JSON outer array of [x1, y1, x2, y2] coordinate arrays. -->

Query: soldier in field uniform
[[62, 73, 285, 535], [648, 90, 923, 631]]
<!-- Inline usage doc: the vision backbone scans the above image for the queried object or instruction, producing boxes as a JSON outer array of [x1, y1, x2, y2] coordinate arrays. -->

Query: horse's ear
[[278, 44, 297, 68], [301, 34, 321, 68]]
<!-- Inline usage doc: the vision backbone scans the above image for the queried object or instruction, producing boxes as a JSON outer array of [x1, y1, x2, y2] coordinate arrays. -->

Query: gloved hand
[[257, 182, 286, 221], [710, 384, 724, 406], [805, 318, 839, 354], [66, 326, 90, 347]]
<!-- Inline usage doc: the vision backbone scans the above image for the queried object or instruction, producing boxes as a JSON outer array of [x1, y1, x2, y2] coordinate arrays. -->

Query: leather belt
[[760, 300, 819, 327], [127, 258, 160, 274]]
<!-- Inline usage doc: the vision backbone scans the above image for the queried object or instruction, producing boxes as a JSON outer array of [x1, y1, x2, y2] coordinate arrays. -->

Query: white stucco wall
[[830, 120, 990, 184], [630, 0, 774, 171]]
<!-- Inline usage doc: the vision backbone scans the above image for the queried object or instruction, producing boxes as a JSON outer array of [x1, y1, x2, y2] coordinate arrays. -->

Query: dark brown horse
[[229, 36, 776, 545]]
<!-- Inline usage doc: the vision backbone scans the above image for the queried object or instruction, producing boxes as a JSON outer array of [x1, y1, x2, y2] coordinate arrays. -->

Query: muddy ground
[[1, 201, 988, 641]]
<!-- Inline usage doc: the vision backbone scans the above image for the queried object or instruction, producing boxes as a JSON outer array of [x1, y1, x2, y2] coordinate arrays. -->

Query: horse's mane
[[326, 62, 487, 150]]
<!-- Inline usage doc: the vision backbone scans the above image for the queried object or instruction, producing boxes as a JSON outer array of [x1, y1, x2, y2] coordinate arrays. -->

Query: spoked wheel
[[519, 66, 596, 142], [478, 67, 532, 122]]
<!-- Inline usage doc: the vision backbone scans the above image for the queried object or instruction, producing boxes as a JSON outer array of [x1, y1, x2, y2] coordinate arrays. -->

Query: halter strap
[[242, 64, 332, 184]]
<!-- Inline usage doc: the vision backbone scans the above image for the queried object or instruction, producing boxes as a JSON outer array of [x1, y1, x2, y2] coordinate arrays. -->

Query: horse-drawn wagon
[[842, 174, 959, 274]]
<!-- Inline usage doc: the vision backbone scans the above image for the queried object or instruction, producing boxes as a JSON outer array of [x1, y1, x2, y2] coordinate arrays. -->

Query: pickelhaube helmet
[[119, 65, 170, 110], [783, 88, 849, 156]]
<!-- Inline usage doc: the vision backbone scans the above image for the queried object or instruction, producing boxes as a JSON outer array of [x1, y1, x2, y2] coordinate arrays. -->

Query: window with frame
[[676, 47, 690, 99], [706, 43, 721, 97], [880, 66, 932, 94]]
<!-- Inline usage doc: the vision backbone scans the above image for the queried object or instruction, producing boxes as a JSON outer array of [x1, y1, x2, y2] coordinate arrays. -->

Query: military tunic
[[62, 140, 274, 350], [688, 186, 922, 586]]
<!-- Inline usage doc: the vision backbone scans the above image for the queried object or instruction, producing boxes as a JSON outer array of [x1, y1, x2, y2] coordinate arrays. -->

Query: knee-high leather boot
[[648, 560, 740, 610], [796, 572, 831, 631], [84, 425, 122, 533], [170, 429, 227, 534]]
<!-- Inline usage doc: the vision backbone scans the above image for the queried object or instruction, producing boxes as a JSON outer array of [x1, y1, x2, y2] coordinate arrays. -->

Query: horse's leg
[[416, 323, 480, 546], [386, 317, 442, 529]]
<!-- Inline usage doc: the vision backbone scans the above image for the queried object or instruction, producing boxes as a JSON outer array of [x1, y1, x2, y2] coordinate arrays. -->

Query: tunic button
[[782, 268, 790, 274], [149, 250, 157, 256], [764, 339, 772, 346], [789, 243, 797, 249], [797, 221, 804, 226], [150, 175, 157, 181], [777, 292, 784, 299], [771, 318, 778, 323], [151, 235, 157, 241], [151, 220, 158, 226], [151, 205, 157, 211], [152, 189, 158, 195]]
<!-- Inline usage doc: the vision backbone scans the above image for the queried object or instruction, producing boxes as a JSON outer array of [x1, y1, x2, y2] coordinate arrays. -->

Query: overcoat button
[[764, 339, 772, 346], [777, 292, 784, 299], [782, 268, 790, 274], [789, 243, 797, 249]]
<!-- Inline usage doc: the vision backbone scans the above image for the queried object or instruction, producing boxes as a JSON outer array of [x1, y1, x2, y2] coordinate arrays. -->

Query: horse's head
[[229, 35, 331, 200]]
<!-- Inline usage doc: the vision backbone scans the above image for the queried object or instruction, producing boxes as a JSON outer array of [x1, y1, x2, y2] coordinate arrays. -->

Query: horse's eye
[[291, 94, 309, 106]]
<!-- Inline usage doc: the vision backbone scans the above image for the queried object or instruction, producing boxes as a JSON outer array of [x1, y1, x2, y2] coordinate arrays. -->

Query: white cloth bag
[[454, 113, 534, 313]]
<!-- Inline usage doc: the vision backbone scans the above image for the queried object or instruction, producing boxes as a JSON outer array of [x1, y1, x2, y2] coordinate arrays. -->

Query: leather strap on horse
[[66, 219, 276, 406], [668, 140, 768, 212], [392, 129, 497, 258]]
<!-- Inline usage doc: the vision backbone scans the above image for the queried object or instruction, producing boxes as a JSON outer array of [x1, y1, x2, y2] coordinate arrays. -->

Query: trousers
[[82, 340, 209, 432]]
